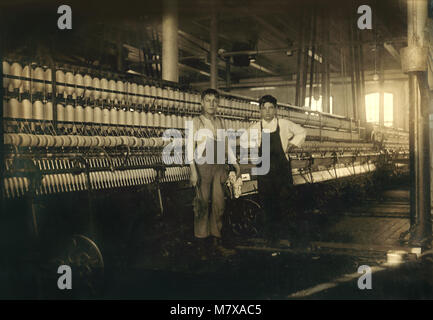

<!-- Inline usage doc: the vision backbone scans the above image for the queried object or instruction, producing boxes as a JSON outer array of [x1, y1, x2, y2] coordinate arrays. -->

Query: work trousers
[[193, 163, 227, 238]]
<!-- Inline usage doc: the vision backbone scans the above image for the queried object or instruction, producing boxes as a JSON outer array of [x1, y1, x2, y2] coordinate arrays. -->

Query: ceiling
[[0, 0, 409, 88]]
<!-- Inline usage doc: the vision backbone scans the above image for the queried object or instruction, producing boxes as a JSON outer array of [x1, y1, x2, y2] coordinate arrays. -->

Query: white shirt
[[240, 117, 307, 160]]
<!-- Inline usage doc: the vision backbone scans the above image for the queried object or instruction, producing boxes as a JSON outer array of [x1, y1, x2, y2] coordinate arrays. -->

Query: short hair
[[201, 88, 220, 101], [259, 95, 277, 108]]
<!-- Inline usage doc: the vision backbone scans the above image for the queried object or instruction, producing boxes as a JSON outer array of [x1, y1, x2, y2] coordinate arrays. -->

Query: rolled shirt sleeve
[[278, 118, 306, 149], [287, 121, 306, 147]]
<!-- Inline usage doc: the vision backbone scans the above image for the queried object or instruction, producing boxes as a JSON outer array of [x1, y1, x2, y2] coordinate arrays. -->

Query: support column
[[379, 47, 384, 127], [210, 1, 218, 89], [400, 0, 431, 247], [162, 0, 179, 82], [408, 74, 418, 227]]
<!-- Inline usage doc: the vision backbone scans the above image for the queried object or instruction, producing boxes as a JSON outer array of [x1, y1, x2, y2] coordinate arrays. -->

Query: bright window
[[365, 92, 393, 127], [305, 96, 333, 114]]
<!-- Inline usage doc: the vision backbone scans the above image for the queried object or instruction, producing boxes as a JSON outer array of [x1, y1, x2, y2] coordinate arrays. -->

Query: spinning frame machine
[[1, 58, 409, 277]]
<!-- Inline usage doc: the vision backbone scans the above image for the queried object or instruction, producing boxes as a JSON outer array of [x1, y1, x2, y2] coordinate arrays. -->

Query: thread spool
[[138, 84, 145, 104], [93, 106, 102, 123], [167, 114, 173, 128], [28, 134, 38, 147], [32, 100, 44, 120], [2, 61, 10, 89], [185, 92, 191, 111], [18, 133, 31, 147], [65, 72, 74, 97], [21, 99, 32, 119], [76, 105, 85, 123], [56, 104, 65, 125], [54, 135, 63, 147], [168, 88, 174, 109], [92, 77, 101, 100], [153, 113, 160, 127], [148, 138, 156, 147], [175, 115, 181, 129], [84, 105, 94, 123], [109, 108, 118, 125], [44, 135, 54, 147], [108, 79, 116, 102], [100, 77, 108, 100], [83, 74, 92, 99], [69, 135, 79, 147], [114, 136, 122, 146], [150, 85, 157, 106], [174, 90, 180, 109], [77, 135, 86, 147], [22, 65, 31, 92], [140, 111, 147, 127], [118, 108, 126, 125], [65, 104, 75, 125], [44, 102, 53, 121], [10, 62, 22, 90], [180, 116, 187, 129], [147, 112, 154, 127], [162, 88, 168, 108], [131, 83, 138, 104], [90, 136, 98, 147], [120, 136, 129, 146], [179, 91, 185, 110], [3, 133, 11, 145], [44, 68, 52, 94], [133, 110, 140, 127], [9, 133, 20, 145], [34, 67, 44, 93], [3, 99, 8, 118], [117, 80, 125, 103], [61, 135, 72, 147], [126, 110, 134, 126], [55, 70, 65, 96], [144, 85, 150, 105], [160, 113, 166, 128], [102, 108, 110, 124], [156, 87, 162, 107], [103, 136, 112, 147], [108, 136, 117, 147]]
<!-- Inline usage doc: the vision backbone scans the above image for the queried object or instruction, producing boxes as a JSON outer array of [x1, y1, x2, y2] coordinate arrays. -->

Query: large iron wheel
[[226, 198, 264, 237]]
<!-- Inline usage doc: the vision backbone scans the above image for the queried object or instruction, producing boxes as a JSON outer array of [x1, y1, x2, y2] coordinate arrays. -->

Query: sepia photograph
[[0, 0, 433, 306]]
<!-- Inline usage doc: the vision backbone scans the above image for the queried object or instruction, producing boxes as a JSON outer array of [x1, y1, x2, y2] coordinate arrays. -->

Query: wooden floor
[[325, 189, 410, 246], [237, 188, 413, 259]]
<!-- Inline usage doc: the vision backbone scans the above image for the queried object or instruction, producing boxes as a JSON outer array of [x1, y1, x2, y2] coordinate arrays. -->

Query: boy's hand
[[190, 169, 198, 187]]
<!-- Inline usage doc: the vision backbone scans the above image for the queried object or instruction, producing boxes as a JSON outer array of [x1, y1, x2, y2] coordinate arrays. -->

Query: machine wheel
[[226, 198, 264, 237], [46, 234, 105, 298]]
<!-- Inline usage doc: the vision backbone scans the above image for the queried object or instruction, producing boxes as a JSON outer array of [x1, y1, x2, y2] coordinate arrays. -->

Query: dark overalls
[[257, 120, 293, 241]]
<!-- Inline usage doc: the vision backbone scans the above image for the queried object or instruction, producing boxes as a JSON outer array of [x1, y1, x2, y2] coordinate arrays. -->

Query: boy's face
[[260, 102, 276, 122], [202, 94, 219, 116]]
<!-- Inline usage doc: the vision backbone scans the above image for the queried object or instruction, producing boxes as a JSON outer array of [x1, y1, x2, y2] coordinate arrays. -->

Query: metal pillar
[[408, 74, 418, 227], [210, 0, 218, 89], [162, 0, 179, 82], [400, 0, 431, 247], [412, 71, 432, 245], [379, 47, 385, 127]]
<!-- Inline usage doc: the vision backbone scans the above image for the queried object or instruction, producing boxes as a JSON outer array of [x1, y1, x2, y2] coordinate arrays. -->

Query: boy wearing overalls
[[243, 95, 306, 246], [189, 89, 240, 258]]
